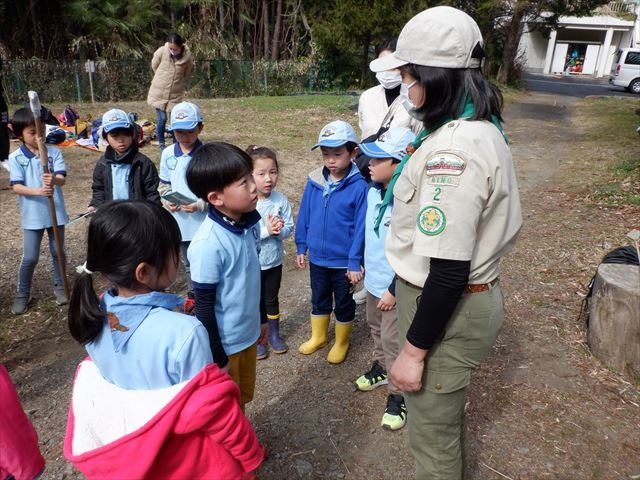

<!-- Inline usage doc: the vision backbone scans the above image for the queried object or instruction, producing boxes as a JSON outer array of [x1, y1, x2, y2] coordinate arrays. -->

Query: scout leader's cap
[[369, 6, 484, 72], [311, 120, 357, 150], [359, 127, 417, 161], [102, 109, 131, 133], [169, 102, 203, 131]]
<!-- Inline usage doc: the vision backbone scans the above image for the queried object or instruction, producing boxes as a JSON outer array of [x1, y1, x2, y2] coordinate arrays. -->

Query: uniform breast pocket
[[391, 174, 418, 242]]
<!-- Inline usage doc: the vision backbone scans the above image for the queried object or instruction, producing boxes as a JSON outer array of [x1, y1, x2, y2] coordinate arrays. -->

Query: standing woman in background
[[147, 33, 194, 151]]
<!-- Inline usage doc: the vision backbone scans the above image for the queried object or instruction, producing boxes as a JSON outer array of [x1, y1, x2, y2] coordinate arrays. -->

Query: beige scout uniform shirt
[[385, 119, 522, 288]]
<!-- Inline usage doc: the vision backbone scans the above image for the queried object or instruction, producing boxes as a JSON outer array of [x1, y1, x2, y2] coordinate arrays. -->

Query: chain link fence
[[1, 58, 343, 105]]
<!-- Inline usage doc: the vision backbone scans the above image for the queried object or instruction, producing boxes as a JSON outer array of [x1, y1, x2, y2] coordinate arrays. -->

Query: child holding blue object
[[87, 109, 160, 212], [65, 201, 265, 479], [353, 127, 416, 431], [8, 107, 69, 314], [247, 145, 294, 360], [159, 101, 206, 312], [187, 142, 267, 411], [295, 120, 368, 364]]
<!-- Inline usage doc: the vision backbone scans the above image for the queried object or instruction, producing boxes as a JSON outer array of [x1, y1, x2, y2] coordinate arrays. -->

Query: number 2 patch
[[417, 206, 446, 236]]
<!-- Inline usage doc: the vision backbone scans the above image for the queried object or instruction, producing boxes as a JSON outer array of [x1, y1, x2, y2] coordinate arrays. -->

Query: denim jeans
[[309, 262, 355, 323], [155, 108, 167, 147], [18, 227, 65, 295]]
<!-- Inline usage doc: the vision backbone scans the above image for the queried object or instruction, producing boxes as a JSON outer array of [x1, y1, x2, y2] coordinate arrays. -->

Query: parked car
[[609, 47, 640, 94]]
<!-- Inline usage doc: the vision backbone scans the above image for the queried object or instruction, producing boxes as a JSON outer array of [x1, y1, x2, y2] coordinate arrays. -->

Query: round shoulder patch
[[417, 206, 446, 236]]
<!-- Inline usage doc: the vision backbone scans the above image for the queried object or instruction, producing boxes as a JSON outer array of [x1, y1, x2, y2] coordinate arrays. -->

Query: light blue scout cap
[[169, 102, 203, 131], [102, 109, 131, 133], [358, 127, 417, 161], [311, 120, 357, 150]]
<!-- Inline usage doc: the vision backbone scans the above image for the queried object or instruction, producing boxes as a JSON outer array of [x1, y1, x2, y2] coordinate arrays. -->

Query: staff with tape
[[370, 7, 523, 479]]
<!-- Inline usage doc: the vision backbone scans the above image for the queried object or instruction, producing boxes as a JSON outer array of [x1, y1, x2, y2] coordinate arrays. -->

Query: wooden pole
[[28, 91, 70, 298]]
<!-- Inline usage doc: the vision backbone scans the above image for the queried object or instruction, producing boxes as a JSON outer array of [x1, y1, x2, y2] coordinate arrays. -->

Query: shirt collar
[[208, 205, 261, 234]]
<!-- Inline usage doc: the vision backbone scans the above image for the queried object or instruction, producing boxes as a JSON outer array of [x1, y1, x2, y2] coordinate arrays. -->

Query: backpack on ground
[[580, 246, 639, 324], [61, 105, 80, 127]]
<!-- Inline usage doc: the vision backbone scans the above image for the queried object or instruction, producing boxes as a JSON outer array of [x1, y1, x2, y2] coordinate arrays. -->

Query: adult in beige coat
[[147, 33, 194, 150]]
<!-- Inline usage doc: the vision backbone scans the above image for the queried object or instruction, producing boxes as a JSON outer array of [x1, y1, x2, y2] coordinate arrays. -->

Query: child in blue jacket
[[295, 120, 368, 364]]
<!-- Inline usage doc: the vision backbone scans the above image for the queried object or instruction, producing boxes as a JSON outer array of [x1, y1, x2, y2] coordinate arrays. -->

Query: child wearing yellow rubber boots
[[353, 127, 416, 431], [295, 120, 368, 364]]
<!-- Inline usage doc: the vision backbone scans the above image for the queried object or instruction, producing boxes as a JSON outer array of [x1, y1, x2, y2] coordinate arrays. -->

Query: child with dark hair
[[87, 109, 160, 212], [8, 107, 69, 314], [247, 145, 294, 360], [159, 101, 207, 311], [295, 120, 368, 364], [65, 200, 265, 479], [187, 142, 267, 411]]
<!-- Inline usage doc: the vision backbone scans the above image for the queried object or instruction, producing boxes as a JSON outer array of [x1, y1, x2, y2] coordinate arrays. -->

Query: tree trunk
[[588, 264, 640, 380], [271, 0, 283, 61], [262, 0, 270, 59], [497, 0, 528, 84]]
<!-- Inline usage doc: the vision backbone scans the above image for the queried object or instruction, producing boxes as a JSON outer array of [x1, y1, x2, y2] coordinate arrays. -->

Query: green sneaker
[[353, 360, 388, 392], [381, 394, 407, 431]]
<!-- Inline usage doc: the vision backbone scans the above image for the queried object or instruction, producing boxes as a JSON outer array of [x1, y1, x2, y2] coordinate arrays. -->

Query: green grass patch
[[578, 97, 639, 206]]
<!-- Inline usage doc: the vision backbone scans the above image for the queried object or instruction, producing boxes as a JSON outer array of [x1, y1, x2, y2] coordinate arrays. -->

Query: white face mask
[[400, 80, 425, 120], [376, 70, 402, 90]]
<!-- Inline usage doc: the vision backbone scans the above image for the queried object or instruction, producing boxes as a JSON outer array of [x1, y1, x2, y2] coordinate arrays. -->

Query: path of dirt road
[[1, 91, 638, 480]]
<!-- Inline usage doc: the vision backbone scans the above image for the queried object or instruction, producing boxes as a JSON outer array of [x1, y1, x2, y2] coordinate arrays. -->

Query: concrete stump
[[588, 263, 640, 379]]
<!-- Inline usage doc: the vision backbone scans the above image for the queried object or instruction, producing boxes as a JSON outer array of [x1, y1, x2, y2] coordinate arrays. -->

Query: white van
[[609, 48, 640, 94]]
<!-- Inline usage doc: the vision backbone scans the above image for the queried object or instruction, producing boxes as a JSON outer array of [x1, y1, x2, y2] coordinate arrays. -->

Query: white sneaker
[[353, 287, 367, 305]]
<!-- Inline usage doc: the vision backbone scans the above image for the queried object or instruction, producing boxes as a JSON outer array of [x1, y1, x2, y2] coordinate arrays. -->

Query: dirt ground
[[1, 90, 639, 480]]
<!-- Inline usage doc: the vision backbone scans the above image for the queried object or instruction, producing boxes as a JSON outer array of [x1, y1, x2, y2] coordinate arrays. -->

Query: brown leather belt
[[463, 278, 499, 294], [397, 276, 499, 294]]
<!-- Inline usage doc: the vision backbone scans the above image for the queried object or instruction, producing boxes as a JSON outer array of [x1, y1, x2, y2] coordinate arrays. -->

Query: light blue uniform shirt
[[9, 145, 69, 229], [256, 191, 294, 270], [110, 163, 131, 200], [86, 290, 212, 390], [364, 185, 395, 298], [159, 142, 206, 241], [188, 208, 261, 356]]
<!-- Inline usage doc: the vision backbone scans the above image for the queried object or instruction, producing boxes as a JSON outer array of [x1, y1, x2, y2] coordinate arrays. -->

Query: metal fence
[[1, 58, 341, 104]]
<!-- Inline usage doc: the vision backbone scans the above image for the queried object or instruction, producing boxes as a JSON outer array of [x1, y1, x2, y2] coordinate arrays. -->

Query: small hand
[[377, 290, 396, 311], [296, 254, 306, 269], [166, 202, 181, 212], [346, 268, 363, 284], [180, 202, 198, 213]]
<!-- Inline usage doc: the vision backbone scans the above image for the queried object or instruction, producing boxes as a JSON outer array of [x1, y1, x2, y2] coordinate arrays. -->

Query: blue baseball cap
[[102, 109, 131, 133], [169, 102, 203, 131], [311, 120, 357, 150], [359, 127, 416, 161]]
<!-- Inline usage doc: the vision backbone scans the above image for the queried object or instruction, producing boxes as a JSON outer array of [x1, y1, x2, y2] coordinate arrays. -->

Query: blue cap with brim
[[102, 109, 131, 133], [358, 127, 417, 161], [311, 120, 357, 150], [169, 102, 203, 131]]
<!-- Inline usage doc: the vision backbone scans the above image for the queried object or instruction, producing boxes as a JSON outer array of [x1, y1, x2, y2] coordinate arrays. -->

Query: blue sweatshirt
[[295, 163, 367, 271]]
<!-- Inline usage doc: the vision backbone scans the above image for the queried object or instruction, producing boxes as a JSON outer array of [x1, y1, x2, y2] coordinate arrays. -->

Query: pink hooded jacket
[[64, 360, 265, 479], [0, 364, 45, 480]]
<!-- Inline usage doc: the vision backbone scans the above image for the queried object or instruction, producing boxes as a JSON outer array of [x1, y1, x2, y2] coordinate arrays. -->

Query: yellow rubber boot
[[298, 314, 330, 355], [327, 322, 353, 364]]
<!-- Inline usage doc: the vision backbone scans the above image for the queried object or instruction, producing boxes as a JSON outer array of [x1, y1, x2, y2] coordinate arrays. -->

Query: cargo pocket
[[425, 370, 470, 394]]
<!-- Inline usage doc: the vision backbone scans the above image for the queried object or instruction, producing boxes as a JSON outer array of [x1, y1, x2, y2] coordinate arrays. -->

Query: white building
[[518, 1, 639, 77]]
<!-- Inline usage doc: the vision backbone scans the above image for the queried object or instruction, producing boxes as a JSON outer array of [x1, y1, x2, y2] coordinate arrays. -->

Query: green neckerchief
[[373, 96, 507, 235]]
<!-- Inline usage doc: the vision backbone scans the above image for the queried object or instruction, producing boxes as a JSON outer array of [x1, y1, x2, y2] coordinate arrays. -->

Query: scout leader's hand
[[390, 341, 428, 392]]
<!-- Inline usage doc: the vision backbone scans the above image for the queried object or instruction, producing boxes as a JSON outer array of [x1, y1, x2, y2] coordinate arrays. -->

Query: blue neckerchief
[[101, 290, 184, 353]]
